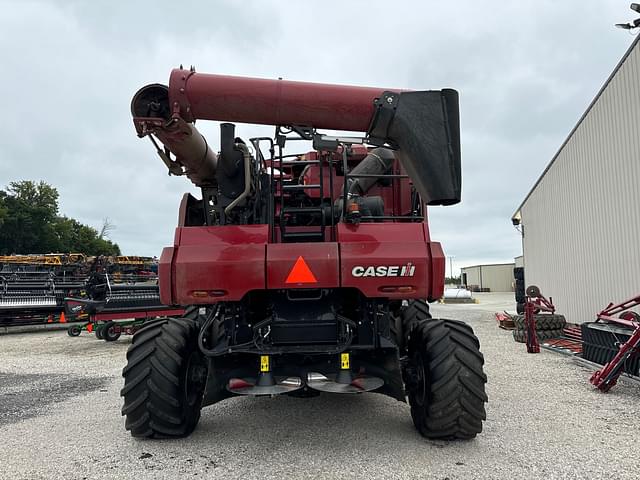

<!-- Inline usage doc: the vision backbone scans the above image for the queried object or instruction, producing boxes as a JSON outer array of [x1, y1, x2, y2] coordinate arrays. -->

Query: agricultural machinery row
[[0, 253, 158, 278], [0, 257, 178, 336]]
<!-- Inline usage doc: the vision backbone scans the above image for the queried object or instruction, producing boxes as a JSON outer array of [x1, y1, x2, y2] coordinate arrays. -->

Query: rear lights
[[190, 290, 227, 298], [378, 286, 416, 294]]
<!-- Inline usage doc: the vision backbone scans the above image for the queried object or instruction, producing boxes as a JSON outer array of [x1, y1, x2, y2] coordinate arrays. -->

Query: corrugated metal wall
[[520, 38, 640, 323], [462, 266, 481, 287], [461, 264, 515, 292]]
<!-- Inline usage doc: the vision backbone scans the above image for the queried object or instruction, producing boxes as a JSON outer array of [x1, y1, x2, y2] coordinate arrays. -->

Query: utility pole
[[448, 256, 455, 280]]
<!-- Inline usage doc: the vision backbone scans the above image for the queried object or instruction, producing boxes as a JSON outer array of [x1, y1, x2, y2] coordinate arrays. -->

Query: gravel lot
[[1, 293, 639, 480]]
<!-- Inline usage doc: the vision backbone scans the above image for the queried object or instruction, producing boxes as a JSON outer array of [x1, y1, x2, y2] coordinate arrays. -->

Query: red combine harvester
[[121, 67, 487, 440]]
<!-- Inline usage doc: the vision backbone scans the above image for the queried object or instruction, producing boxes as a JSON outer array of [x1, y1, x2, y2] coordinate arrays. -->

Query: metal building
[[512, 36, 640, 323], [460, 263, 515, 292]]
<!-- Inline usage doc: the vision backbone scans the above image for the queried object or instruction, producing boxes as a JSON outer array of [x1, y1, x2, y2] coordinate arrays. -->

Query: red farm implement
[[522, 286, 556, 353], [588, 294, 640, 392]]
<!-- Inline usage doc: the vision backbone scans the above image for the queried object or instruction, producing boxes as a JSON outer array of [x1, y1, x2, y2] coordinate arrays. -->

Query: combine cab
[[121, 68, 487, 440]]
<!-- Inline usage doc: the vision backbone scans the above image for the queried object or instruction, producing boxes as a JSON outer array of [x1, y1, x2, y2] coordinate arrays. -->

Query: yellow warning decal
[[260, 355, 270, 372], [341, 353, 350, 370]]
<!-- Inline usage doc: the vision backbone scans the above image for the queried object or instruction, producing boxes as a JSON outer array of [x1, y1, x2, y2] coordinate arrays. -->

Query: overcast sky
[[0, 1, 637, 274]]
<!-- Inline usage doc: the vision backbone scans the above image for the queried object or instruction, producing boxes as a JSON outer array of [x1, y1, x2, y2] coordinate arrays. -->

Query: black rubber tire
[[121, 317, 207, 438], [406, 318, 487, 440], [402, 300, 431, 338], [182, 305, 227, 352], [512, 328, 564, 343], [526, 285, 541, 297], [516, 302, 525, 315], [390, 312, 403, 350], [512, 314, 566, 331], [95, 323, 105, 340], [67, 325, 82, 337], [394, 300, 432, 354], [103, 321, 122, 342]]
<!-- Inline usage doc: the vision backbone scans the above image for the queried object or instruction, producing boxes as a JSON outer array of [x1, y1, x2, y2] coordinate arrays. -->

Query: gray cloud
[[0, 0, 635, 271]]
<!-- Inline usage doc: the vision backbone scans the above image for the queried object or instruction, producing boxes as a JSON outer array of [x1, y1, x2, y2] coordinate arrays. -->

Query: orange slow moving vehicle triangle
[[285, 256, 318, 284]]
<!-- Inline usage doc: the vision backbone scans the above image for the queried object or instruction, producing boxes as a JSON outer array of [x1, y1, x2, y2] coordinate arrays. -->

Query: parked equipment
[[1, 253, 157, 280], [121, 67, 487, 440], [65, 273, 184, 341], [495, 311, 515, 330], [0, 273, 85, 326], [588, 294, 640, 392], [518, 286, 560, 353], [0, 254, 160, 328]]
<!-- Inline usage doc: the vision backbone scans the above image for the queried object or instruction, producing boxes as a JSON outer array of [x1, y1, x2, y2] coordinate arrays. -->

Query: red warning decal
[[285, 256, 318, 284]]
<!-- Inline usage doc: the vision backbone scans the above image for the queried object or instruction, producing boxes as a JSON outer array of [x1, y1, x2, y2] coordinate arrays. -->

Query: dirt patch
[[0, 372, 108, 426]]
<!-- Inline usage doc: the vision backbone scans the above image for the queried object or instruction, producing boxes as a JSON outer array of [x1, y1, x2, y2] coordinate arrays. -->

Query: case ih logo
[[351, 263, 416, 278]]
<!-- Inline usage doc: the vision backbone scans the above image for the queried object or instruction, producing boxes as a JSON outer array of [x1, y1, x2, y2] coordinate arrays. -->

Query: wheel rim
[[411, 351, 427, 407], [184, 351, 207, 407]]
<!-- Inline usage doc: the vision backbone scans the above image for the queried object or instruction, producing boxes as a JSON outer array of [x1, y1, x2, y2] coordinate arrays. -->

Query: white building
[[460, 263, 515, 292], [512, 36, 640, 323]]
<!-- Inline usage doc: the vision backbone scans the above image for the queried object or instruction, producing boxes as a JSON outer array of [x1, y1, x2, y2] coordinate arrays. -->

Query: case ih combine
[[122, 68, 487, 440]]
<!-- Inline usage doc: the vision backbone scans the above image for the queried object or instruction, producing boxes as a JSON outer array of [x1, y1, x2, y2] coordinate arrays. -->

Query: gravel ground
[[1, 293, 639, 480]]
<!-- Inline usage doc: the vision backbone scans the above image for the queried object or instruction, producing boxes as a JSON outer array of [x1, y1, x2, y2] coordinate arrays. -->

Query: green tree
[[0, 180, 120, 256], [0, 181, 59, 253], [0, 194, 7, 228], [54, 216, 120, 256]]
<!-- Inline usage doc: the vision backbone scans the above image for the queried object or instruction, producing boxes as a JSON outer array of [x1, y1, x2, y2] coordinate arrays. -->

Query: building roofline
[[512, 34, 640, 222], [461, 263, 515, 270]]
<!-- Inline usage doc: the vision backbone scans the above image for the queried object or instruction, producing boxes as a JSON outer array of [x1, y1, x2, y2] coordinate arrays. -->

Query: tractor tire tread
[[512, 314, 566, 331], [401, 300, 432, 348], [512, 328, 564, 343], [121, 317, 204, 439], [407, 318, 487, 440]]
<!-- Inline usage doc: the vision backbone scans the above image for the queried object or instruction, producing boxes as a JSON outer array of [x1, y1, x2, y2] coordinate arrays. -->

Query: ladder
[[276, 147, 334, 243]]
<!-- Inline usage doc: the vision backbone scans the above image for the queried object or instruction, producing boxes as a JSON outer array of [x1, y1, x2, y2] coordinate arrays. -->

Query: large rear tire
[[120, 317, 207, 438], [392, 300, 432, 354], [406, 318, 487, 440]]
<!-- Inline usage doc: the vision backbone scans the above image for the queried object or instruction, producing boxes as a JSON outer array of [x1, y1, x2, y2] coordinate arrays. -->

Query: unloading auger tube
[[131, 67, 462, 206]]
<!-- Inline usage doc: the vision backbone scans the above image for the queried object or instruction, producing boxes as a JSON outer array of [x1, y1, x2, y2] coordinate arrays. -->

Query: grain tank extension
[[121, 67, 487, 440]]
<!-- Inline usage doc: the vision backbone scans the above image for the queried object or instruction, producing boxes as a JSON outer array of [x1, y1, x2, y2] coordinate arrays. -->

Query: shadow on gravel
[[0, 372, 108, 426], [191, 393, 432, 447]]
